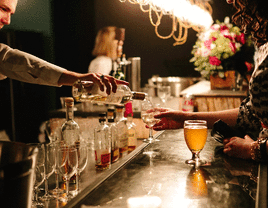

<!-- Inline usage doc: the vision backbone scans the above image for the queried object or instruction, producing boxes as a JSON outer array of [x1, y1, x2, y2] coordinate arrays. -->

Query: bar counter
[[46, 129, 267, 208]]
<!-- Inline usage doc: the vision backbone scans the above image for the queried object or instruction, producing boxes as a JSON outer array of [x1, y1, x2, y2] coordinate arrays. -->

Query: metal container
[[0, 141, 38, 208], [150, 76, 199, 97], [123, 57, 141, 92]]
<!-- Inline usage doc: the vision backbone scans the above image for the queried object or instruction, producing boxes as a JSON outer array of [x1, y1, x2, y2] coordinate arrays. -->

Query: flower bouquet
[[190, 17, 254, 81]]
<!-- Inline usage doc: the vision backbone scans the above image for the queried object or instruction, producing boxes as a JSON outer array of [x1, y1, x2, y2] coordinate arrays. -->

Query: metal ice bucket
[[0, 141, 38, 208], [150, 76, 199, 97]]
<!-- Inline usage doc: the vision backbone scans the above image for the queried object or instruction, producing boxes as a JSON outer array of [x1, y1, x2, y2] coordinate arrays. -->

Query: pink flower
[[209, 56, 221, 66], [224, 35, 234, 41], [204, 37, 217, 50], [204, 39, 212, 49], [211, 25, 219, 30], [236, 33, 246, 44], [229, 42, 236, 52], [220, 25, 228, 32], [212, 37, 217, 41]]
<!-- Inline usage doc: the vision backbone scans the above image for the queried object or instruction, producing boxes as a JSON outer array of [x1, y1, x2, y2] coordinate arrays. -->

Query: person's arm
[[0, 43, 128, 94], [0, 43, 64, 86], [153, 108, 239, 130], [58, 71, 127, 94]]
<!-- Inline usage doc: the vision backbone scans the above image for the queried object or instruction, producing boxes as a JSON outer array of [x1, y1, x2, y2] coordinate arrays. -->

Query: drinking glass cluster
[[31, 119, 89, 205]]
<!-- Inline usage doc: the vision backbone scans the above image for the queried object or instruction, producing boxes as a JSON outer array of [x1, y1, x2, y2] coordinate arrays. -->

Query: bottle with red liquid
[[94, 113, 111, 170], [125, 102, 137, 153]]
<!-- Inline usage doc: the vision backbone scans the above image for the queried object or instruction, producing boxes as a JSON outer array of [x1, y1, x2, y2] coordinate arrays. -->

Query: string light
[[119, 0, 213, 46]]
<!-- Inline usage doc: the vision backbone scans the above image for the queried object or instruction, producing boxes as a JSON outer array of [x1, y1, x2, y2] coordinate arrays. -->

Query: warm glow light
[[119, 0, 213, 46]]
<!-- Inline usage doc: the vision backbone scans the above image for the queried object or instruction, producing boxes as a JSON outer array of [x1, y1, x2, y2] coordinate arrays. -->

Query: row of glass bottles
[[94, 102, 137, 171], [60, 98, 137, 172]]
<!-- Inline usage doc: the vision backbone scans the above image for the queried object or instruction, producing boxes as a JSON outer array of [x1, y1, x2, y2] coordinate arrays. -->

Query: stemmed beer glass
[[45, 119, 62, 143], [41, 143, 56, 201], [75, 143, 88, 193], [57, 145, 78, 201], [184, 120, 207, 166], [31, 143, 45, 207], [141, 99, 160, 143]]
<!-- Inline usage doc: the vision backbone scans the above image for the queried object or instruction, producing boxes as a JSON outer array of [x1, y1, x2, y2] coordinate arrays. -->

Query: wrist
[[250, 138, 268, 161]]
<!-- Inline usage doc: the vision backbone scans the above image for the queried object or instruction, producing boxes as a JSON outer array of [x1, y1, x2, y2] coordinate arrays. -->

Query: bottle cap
[[99, 113, 107, 117], [116, 104, 124, 109], [65, 97, 74, 103], [108, 118, 114, 123], [65, 97, 74, 107]]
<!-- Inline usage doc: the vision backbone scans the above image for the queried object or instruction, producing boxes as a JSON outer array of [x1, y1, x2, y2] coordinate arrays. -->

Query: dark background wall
[[0, 0, 235, 142]]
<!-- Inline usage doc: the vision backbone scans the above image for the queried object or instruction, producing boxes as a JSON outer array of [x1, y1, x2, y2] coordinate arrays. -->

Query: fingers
[[83, 73, 129, 95], [115, 79, 129, 85], [99, 75, 112, 95], [90, 73, 104, 92], [98, 74, 129, 94]]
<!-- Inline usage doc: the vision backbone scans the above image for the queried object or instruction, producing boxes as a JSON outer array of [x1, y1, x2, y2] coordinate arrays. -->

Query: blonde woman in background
[[88, 26, 125, 76]]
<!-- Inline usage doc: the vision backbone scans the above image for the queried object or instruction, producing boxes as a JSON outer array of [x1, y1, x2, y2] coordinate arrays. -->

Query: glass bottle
[[60, 97, 79, 183], [114, 62, 125, 81], [115, 105, 128, 158], [106, 107, 119, 163], [125, 102, 137, 153], [61, 97, 80, 146], [94, 113, 111, 170], [72, 80, 147, 105], [108, 117, 119, 163]]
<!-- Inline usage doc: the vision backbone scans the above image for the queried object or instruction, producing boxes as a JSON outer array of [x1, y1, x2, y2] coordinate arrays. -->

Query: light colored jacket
[[0, 43, 66, 86]]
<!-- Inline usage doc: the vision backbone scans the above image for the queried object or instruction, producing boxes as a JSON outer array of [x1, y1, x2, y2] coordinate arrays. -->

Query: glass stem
[[192, 152, 200, 161], [34, 188, 38, 202], [55, 172, 59, 190], [149, 128, 153, 139], [44, 177, 49, 196], [66, 178, 70, 197], [76, 172, 80, 191]]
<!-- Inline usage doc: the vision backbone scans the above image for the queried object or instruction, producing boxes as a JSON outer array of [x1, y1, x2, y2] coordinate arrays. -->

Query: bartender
[[0, 0, 128, 94], [88, 26, 125, 76], [0, 0, 128, 142]]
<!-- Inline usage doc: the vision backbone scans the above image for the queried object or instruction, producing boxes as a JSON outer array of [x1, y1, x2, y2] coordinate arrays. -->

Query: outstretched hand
[[151, 109, 188, 131], [84, 73, 128, 95]]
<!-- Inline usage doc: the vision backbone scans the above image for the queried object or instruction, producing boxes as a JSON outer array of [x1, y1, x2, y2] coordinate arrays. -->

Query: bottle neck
[[116, 109, 124, 120], [131, 92, 146, 100], [65, 104, 74, 121], [99, 118, 106, 125]]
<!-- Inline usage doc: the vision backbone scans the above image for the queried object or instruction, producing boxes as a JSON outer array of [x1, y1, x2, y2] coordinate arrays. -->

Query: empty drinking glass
[[157, 85, 171, 107], [29, 143, 45, 207], [75, 143, 88, 193], [41, 143, 56, 201]]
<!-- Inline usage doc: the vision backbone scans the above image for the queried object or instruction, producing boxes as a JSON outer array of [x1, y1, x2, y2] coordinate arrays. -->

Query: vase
[[210, 71, 236, 90]]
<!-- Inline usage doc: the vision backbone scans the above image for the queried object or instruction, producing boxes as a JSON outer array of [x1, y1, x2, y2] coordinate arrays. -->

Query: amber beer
[[184, 123, 207, 153]]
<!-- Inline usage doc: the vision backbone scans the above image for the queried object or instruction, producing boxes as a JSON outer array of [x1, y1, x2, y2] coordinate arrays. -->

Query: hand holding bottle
[[73, 81, 146, 105]]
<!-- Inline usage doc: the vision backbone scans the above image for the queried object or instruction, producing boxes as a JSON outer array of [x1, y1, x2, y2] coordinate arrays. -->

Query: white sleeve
[[0, 43, 67, 86]]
